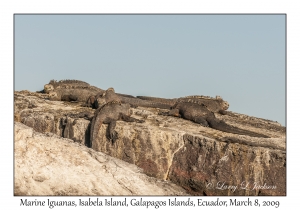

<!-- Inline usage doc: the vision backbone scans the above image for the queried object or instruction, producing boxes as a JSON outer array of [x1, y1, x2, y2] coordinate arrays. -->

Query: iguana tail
[[207, 117, 269, 138], [136, 96, 177, 106], [116, 93, 136, 98], [120, 96, 172, 109], [90, 109, 103, 146]]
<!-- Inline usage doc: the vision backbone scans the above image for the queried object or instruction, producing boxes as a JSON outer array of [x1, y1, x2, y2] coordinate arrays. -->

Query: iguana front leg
[[108, 115, 144, 144]]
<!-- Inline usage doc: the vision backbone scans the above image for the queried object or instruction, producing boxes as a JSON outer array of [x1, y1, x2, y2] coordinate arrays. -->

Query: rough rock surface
[[14, 122, 188, 196], [14, 90, 286, 195]]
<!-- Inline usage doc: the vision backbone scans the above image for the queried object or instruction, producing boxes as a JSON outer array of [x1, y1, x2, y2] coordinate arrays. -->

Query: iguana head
[[216, 96, 229, 110], [106, 87, 115, 93], [95, 97, 107, 108], [44, 84, 54, 94], [101, 88, 114, 97]]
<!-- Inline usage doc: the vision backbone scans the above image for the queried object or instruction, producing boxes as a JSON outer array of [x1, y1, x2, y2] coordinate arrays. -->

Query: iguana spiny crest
[[44, 79, 91, 94], [49, 79, 90, 87]]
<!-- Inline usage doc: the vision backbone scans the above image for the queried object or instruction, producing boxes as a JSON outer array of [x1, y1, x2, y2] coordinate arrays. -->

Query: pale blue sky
[[14, 14, 285, 125]]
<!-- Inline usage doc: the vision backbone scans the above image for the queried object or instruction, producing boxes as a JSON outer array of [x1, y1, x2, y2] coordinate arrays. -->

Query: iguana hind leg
[[193, 116, 209, 127], [107, 115, 144, 144], [158, 109, 181, 117]]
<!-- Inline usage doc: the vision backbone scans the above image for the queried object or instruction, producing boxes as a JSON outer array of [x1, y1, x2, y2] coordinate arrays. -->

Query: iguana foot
[[110, 130, 119, 144]]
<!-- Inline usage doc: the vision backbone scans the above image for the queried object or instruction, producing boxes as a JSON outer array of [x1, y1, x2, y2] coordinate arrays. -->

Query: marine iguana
[[91, 102, 135, 144], [159, 102, 269, 138], [137, 95, 229, 114], [175, 95, 229, 114], [66, 91, 144, 145], [44, 79, 95, 93], [44, 80, 134, 107], [48, 88, 103, 103], [44, 79, 105, 103], [90, 88, 145, 144]]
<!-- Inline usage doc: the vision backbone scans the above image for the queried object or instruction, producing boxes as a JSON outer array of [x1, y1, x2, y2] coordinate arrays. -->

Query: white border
[[2, 0, 297, 209]]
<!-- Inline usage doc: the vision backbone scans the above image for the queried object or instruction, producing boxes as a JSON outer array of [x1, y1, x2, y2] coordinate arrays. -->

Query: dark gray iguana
[[137, 95, 230, 114], [159, 101, 269, 138], [90, 88, 144, 144], [48, 88, 104, 103], [175, 95, 229, 114], [44, 79, 105, 103], [44, 79, 94, 93], [44, 80, 174, 109], [44, 80, 136, 107], [96, 90, 267, 138]]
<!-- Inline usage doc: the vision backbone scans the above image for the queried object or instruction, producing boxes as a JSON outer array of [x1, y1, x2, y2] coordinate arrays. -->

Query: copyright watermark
[[206, 181, 276, 192]]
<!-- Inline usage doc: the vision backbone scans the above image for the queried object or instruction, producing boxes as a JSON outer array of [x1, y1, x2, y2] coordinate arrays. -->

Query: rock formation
[[14, 90, 286, 196], [14, 122, 188, 196]]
